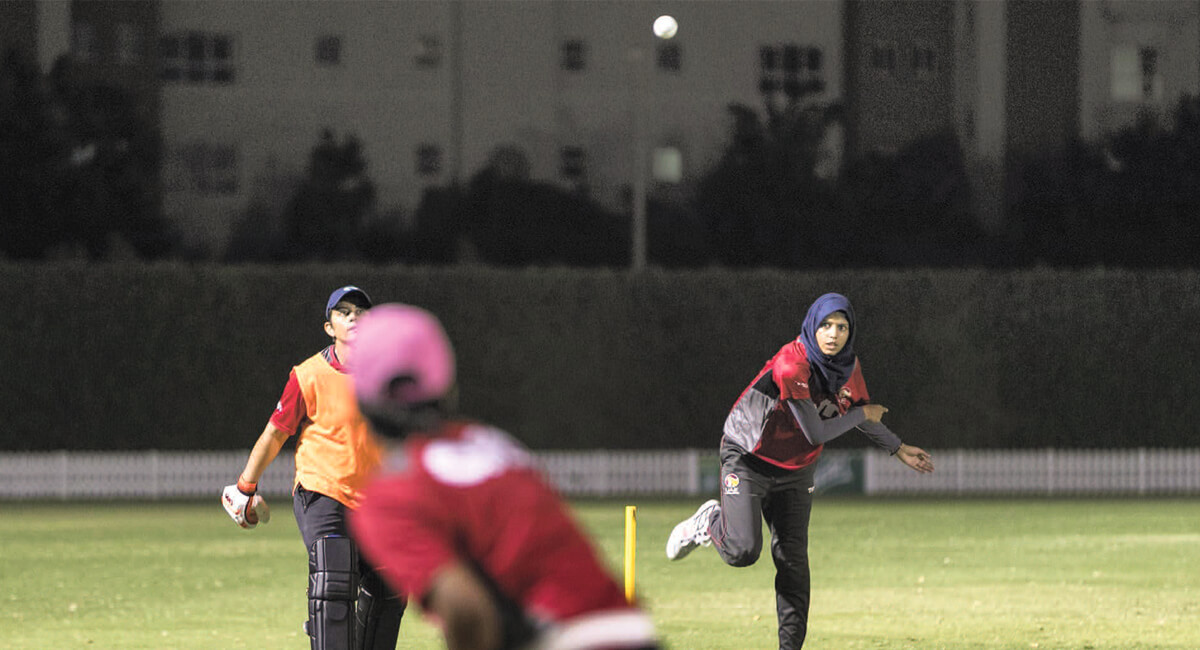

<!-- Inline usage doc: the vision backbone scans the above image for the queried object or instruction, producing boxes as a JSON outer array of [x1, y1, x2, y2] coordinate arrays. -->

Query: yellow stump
[[624, 505, 637, 603]]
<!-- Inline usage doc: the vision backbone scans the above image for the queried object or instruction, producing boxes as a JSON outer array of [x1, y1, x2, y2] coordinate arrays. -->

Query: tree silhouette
[[282, 129, 376, 260]]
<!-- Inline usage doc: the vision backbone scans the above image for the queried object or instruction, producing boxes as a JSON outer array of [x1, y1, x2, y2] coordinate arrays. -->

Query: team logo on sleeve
[[723, 473, 740, 495]]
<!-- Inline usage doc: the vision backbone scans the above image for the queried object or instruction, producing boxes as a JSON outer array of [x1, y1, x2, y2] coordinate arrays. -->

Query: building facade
[[150, 0, 845, 253], [11, 0, 1200, 255]]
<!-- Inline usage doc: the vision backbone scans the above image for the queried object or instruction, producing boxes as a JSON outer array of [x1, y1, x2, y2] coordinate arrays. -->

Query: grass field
[[2, 498, 1198, 649]]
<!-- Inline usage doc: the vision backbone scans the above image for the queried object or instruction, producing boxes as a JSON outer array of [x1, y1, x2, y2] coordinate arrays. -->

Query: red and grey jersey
[[722, 339, 870, 470], [349, 421, 657, 648]]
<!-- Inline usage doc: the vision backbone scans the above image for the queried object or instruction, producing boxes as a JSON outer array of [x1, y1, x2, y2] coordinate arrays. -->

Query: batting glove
[[221, 478, 264, 529]]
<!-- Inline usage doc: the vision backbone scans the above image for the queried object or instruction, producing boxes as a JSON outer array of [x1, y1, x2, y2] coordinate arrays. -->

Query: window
[[782, 45, 803, 74], [652, 146, 683, 183], [759, 45, 779, 93], [415, 35, 442, 68], [561, 39, 586, 72], [115, 23, 141, 65], [760, 43, 823, 99], [160, 37, 181, 81], [559, 146, 586, 180], [1111, 45, 1161, 102], [72, 22, 100, 63], [316, 35, 341, 65], [912, 44, 937, 76], [870, 42, 897, 74], [657, 41, 681, 72], [164, 143, 239, 195], [160, 32, 236, 84], [416, 144, 442, 176], [807, 48, 823, 73]]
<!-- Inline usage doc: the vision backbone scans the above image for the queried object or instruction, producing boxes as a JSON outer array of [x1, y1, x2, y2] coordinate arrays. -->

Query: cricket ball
[[653, 15, 678, 40]]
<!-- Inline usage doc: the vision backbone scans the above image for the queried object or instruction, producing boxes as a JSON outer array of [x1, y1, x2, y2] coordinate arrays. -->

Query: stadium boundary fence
[[2, 448, 1199, 499]]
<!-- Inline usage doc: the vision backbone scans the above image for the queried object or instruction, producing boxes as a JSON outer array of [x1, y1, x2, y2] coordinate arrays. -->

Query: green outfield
[[2, 498, 1198, 649]]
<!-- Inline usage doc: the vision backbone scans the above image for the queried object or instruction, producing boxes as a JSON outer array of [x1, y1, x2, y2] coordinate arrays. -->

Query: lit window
[[561, 40, 586, 72], [316, 35, 341, 65], [652, 146, 683, 184], [1111, 45, 1161, 102]]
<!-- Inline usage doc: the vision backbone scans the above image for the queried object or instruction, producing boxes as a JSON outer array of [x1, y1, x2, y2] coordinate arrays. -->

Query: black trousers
[[293, 485, 405, 648], [709, 443, 816, 650]]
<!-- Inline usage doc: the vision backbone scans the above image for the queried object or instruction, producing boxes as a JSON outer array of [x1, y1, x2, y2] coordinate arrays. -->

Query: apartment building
[[6, 0, 1199, 255]]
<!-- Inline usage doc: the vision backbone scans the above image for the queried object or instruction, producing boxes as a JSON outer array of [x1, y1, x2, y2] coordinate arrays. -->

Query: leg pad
[[307, 535, 359, 650], [356, 568, 406, 650]]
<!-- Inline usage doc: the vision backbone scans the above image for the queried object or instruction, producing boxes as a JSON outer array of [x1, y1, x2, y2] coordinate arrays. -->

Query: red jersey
[[722, 339, 870, 469], [349, 421, 656, 648]]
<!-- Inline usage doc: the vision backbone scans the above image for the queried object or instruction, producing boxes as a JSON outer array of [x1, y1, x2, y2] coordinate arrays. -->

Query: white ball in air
[[653, 15, 678, 39]]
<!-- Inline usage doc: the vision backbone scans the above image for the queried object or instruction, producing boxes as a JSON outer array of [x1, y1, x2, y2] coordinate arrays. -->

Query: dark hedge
[[2, 263, 1195, 451]]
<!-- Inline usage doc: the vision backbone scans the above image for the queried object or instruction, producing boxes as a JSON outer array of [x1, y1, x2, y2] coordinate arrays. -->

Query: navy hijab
[[797, 293, 857, 396]]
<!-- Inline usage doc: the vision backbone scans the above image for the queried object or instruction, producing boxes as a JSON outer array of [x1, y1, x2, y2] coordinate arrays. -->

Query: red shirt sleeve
[[268, 369, 307, 435], [773, 347, 813, 401], [848, 361, 871, 405]]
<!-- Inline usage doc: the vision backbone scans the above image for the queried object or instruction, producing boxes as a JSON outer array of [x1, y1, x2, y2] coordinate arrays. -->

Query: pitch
[[2, 498, 1197, 648]]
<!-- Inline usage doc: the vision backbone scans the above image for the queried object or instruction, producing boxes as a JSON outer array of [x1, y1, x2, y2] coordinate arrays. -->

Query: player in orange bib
[[220, 285, 404, 650]]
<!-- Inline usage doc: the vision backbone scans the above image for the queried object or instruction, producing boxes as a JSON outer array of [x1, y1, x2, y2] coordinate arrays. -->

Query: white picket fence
[[1, 448, 1198, 500], [862, 448, 1200, 496], [0, 450, 704, 500]]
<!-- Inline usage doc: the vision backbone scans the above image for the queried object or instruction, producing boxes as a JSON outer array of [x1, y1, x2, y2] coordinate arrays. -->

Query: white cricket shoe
[[666, 499, 720, 561]]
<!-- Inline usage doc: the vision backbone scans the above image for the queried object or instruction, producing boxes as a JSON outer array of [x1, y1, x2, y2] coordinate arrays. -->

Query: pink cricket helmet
[[352, 304, 456, 409]]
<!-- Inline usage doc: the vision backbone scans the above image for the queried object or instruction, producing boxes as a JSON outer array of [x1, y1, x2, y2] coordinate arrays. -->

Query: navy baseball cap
[[325, 285, 372, 320]]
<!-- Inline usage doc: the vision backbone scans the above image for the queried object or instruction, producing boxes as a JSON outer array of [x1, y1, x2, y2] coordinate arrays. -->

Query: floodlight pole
[[630, 46, 648, 273]]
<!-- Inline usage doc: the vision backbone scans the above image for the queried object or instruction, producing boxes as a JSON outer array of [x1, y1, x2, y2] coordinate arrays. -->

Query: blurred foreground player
[[348, 304, 660, 650], [665, 292, 934, 649], [221, 285, 405, 650]]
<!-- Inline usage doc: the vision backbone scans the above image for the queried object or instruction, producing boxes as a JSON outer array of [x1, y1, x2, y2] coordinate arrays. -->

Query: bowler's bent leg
[[710, 447, 769, 567]]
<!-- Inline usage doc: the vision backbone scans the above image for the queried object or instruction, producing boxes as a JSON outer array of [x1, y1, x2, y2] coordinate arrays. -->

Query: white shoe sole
[[666, 499, 718, 561]]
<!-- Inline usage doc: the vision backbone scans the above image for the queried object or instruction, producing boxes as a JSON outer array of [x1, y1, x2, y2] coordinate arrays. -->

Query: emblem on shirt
[[838, 387, 852, 408], [275, 401, 283, 413], [723, 473, 740, 495]]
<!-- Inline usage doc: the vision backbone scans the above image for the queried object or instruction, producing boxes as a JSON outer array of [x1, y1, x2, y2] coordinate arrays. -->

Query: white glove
[[222, 484, 270, 528]]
